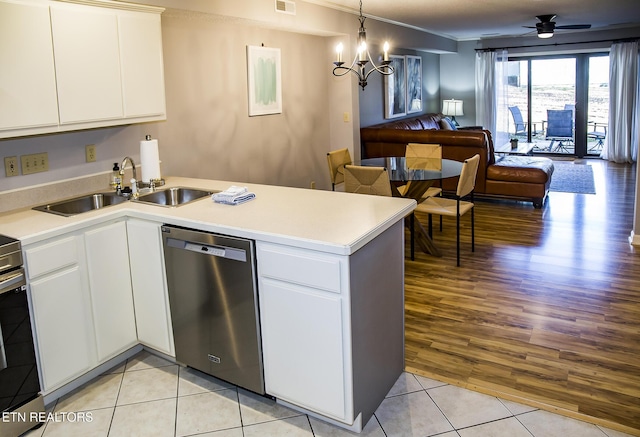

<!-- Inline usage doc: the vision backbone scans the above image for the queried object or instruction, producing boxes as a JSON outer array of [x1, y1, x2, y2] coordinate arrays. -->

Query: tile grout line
[[105, 367, 125, 437], [173, 365, 181, 437]]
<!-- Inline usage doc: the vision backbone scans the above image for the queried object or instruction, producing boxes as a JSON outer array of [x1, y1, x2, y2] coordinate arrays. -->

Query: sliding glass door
[[586, 55, 610, 156], [504, 54, 609, 158]]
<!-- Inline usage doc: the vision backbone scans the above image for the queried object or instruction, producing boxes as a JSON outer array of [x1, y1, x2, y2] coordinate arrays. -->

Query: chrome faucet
[[118, 156, 137, 196]]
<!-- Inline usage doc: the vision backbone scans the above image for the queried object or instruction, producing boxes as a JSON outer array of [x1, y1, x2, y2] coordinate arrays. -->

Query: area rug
[[549, 162, 596, 194]]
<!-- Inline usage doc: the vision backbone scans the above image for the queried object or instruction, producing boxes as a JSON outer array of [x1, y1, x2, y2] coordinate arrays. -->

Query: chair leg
[[438, 180, 443, 232], [456, 212, 460, 267], [410, 213, 415, 261], [331, 183, 335, 191], [471, 206, 475, 252], [456, 201, 460, 267]]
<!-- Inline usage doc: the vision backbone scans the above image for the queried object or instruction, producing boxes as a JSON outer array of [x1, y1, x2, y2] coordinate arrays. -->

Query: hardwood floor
[[403, 159, 640, 436]]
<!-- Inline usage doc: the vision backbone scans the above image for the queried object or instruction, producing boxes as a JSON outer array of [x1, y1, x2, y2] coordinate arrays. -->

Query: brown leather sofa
[[360, 113, 554, 208]]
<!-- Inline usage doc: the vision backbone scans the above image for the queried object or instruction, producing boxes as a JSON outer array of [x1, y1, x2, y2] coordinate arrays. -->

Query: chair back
[[405, 143, 442, 170], [344, 165, 392, 197], [326, 148, 352, 188], [456, 154, 480, 198], [508, 106, 526, 135], [546, 110, 573, 138]]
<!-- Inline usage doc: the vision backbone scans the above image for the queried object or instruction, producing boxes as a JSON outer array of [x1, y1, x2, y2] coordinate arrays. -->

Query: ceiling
[[306, 0, 640, 41]]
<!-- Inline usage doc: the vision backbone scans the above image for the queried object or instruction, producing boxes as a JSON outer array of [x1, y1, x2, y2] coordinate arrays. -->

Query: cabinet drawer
[[257, 243, 343, 293], [25, 236, 80, 279]]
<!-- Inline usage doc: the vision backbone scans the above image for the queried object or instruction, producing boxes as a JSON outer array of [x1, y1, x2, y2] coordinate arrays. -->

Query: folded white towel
[[212, 186, 256, 205]]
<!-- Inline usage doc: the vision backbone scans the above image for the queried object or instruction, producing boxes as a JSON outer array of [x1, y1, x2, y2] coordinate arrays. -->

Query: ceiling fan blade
[[556, 24, 592, 29]]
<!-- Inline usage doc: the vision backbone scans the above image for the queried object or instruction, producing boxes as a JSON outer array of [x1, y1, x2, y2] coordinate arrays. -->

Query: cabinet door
[[119, 11, 166, 118], [127, 220, 175, 356], [84, 221, 137, 362], [259, 278, 347, 420], [30, 266, 96, 391], [0, 1, 58, 132], [50, 2, 123, 124]]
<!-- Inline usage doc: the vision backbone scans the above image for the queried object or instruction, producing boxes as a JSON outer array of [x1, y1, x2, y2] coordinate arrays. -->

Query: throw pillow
[[439, 119, 453, 130], [445, 117, 458, 130]]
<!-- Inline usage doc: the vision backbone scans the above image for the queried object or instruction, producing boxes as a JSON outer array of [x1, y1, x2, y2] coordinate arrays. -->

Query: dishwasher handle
[[166, 237, 247, 262]]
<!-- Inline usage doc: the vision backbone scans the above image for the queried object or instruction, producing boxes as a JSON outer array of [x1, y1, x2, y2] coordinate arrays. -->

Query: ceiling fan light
[[538, 30, 554, 38]]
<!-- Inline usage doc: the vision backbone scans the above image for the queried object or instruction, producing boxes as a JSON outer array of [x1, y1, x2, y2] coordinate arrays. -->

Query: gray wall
[[440, 41, 477, 127]]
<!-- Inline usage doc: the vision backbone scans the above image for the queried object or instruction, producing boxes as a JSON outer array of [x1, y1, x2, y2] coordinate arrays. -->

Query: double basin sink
[[33, 187, 216, 217]]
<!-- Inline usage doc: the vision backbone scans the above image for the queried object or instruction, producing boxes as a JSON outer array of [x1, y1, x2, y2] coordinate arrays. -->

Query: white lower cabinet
[[127, 219, 175, 356], [26, 220, 138, 392], [256, 223, 406, 431], [26, 235, 97, 391], [84, 221, 138, 362], [259, 278, 347, 419], [257, 242, 352, 423]]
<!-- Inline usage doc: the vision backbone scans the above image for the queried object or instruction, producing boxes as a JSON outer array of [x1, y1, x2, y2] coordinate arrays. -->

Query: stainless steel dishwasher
[[161, 225, 264, 394]]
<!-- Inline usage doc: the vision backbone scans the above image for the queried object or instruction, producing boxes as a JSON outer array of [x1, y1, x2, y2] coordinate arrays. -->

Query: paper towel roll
[[140, 138, 161, 182]]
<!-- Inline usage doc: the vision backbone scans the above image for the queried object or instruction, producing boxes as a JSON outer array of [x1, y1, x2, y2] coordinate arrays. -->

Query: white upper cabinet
[[119, 11, 166, 118], [0, 0, 166, 139], [0, 1, 59, 131], [51, 2, 124, 124]]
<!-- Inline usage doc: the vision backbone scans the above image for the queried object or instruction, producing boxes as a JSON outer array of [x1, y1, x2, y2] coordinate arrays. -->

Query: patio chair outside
[[508, 106, 540, 142], [544, 109, 574, 152], [587, 122, 607, 152], [508, 106, 527, 137]]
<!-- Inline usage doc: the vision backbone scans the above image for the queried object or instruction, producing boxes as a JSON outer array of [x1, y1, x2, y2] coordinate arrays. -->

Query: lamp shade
[[442, 99, 464, 116]]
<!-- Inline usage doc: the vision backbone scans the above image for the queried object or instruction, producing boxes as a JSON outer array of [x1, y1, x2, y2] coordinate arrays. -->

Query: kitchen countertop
[[0, 177, 416, 255]]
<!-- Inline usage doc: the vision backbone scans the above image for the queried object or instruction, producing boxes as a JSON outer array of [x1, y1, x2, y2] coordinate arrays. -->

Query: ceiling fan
[[525, 14, 591, 39]]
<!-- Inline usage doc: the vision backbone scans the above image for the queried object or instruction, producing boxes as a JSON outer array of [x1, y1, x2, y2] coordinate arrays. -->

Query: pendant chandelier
[[332, 0, 394, 90]]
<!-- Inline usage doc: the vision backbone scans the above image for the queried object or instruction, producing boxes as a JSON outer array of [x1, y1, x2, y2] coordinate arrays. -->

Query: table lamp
[[442, 99, 463, 127]]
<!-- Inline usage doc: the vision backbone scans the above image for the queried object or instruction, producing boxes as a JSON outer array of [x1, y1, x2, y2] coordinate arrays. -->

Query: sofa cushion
[[488, 155, 554, 184], [417, 114, 442, 130], [379, 119, 425, 130]]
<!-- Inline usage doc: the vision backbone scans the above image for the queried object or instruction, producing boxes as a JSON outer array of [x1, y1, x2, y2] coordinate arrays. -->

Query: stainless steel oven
[[0, 235, 44, 437]]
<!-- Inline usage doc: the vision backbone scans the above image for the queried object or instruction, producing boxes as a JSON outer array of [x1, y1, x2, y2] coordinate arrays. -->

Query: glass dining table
[[358, 156, 463, 257]]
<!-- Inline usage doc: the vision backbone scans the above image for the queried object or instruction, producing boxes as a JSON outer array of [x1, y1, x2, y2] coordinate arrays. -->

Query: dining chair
[[400, 143, 445, 241], [344, 164, 417, 259], [326, 148, 352, 191], [343, 165, 393, 197], [401, 143, 443, 200], [414, 154, 480, 266]]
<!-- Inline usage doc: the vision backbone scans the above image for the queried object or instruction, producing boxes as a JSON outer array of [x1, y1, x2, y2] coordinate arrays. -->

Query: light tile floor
[[24, 350, 634, 437]]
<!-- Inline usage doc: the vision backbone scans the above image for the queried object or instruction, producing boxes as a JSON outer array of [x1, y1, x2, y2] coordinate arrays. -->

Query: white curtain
[[475, 50, 509, 147], [601, 40, 639, 163], [476, 51, 496, 136]]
